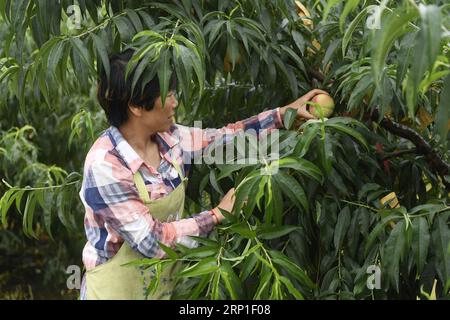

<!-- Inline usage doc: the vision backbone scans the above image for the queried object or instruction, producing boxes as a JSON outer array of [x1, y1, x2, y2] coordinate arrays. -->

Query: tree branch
[[307, 69, 336, 85], [380, 148, 417, 161], [371, 110, 450, 190]]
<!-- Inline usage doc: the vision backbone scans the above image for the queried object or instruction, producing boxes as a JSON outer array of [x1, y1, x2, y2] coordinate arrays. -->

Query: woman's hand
[[280, 89, 330, 120], [212, 188, 236, 223]]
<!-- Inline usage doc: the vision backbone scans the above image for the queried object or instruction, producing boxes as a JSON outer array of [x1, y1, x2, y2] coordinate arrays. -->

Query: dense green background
[[0, 0, 449, 299]]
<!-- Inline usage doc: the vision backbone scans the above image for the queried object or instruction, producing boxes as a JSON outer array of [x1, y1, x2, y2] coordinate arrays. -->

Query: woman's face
[[144, 90, 178, 132]]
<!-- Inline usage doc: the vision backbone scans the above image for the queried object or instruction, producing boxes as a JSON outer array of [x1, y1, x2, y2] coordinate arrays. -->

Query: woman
[[79, 49, 329, 299]]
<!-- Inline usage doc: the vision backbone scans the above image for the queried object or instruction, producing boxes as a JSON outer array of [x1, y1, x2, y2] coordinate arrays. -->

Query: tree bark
[[371, 110, 450, 190]]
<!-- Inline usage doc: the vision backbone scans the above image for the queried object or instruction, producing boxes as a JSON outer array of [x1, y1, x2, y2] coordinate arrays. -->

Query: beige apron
[[86, 160, 187, 300]]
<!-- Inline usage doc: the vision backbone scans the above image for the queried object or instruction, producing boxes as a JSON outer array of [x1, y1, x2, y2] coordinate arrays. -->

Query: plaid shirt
[[80, 107, 283, 271]]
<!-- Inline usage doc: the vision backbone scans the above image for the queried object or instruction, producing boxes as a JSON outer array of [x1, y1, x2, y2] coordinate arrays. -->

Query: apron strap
[[133, 160, 186, 203], [171, 159, 187, 182], [133, 171, 151, 203]]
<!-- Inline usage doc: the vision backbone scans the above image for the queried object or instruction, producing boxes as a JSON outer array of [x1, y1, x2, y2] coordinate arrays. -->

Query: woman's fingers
[[217, 188, 236, 213], [298, 108, 316, 120], [296, 89, 330, 119], [297, 98, 316, 120]]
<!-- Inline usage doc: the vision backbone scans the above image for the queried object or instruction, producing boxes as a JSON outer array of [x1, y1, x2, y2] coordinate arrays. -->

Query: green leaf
[[342, 6, 374, 56], [69, 37, 94, 73], [138, 10, 155, 29], [184, 246, 218, 259], [339, 0, 360, 33], [226, 31, 239, 70], [294, 123, 319, 158], [173, 43, 192, 95], [324, 117, 366, 126], [280, 44, 306, 74], [258, 225, 300, 240], [47, 39, 65, 78], [434, 75, 450, 148], [347, 73, 373, 111], [383, 220, 407, 292], [217, 163, 251, 181], [276, 157, 323, 184], [179, 257, 219, 278], [322, 0, 342, 21], [209, 169, 223, 196], [319, 133, 333, 174], [365, 213, 403, 254], [133, 30, 164, 42], [283, 107, 297, 130], [230, 222, 256, 239], [130, 55, 155, 98], [124, 9, 142, 32], [157, 46, 172, 108], [272, 54, 298, 97], [234, 174, 261, 215], [83, 0, 99, 24], [409, 203, 445, 215], [1, 187, 18, 225], [396, 33, 415, 88], [273, 171, 308, 213], [157, 241, 179, 260], [371, 8, 418, 86], [357, 183, 381, 201], [210, 268, 221, 299], [325, 123, 369, 151], [0, 63, 19, 84], [265, 177, 283, 226], [207, 20, 226, 47], [56, 188, 70, 229], [188, 274, 211, 299], [269, 250, 315, 290], [239, 252, 258, 281], [186, 235, 219, 247], [176, 37, 204, 94], [407, 5, 442, 117], [251, 179, 267, 214], [23, 192, 37, 239], [41, 191, 53, 239], [253, 266, 272, 299], [291, 30, 305, 55], [220, 260, 243, 299], [14, 189, 27, 215], [417, 5, 442, 75], [279, 276, 304, 300], [91, 33, 110, 83], [0, 0, 9, 22], [323, 39, 340, 68], [431, 214, 450, 293], [113, 15, 134, 41], [411, 217, 430, 274], [334, 206, 351, 249]]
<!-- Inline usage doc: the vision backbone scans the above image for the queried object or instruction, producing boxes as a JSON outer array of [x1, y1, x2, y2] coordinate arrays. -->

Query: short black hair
[[97, 49, 177, 127]]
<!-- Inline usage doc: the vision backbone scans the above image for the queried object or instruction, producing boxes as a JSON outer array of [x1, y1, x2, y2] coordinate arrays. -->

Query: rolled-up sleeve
[[178, 108, 283, 156]]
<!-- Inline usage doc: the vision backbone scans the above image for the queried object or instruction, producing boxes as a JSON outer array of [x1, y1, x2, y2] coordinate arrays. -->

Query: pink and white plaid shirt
[[80, 107, 283, 271]]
